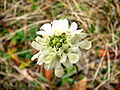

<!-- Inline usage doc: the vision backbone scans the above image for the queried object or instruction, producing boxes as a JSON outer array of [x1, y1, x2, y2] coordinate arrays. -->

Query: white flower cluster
[[31, 19, 92, 78]]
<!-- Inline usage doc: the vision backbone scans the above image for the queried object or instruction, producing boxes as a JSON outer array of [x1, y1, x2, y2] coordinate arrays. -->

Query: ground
[[0, 0, 120, 90]]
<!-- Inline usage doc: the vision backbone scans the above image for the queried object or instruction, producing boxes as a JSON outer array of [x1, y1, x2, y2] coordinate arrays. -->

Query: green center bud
[[47, 34, 68, 49]]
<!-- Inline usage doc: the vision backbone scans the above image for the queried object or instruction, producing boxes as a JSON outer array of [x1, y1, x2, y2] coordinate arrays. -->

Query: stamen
[[47, 33, 68, 49]]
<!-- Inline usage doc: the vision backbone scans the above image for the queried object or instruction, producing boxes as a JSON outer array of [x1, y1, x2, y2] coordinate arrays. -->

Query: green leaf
[[61, 79, 66, 86], [67, 78, 73, 84], [12, 31, 24, 42]]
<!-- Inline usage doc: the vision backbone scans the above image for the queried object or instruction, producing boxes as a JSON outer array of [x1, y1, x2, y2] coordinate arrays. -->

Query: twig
[[92, 47, 107, 83]]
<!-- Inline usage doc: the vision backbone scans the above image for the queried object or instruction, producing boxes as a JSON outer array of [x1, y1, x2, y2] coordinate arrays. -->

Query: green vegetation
[[0, 0, 120, 89]]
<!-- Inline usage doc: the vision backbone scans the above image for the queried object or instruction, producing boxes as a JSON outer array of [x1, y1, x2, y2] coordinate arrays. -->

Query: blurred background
[[0, 0, 120, 89]]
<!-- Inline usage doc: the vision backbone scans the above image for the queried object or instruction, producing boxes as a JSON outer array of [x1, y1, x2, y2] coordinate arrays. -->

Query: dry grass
[[0, 0, 120, 89]]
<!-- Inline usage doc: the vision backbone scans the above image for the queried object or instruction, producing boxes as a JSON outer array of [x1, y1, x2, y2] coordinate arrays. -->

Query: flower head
[[31, 19, 92, 78]]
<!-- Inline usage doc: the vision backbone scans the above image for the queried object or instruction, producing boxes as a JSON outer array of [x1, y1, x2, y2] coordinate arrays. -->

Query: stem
[[71, 64, 79, 85]]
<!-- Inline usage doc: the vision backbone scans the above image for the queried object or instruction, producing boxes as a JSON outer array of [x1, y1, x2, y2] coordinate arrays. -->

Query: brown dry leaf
[[13, 66, 35, 81], [42, 66, 54, 82], [71, 77, 87, 90], [115, 84, 120, 90], [8, 48, 20, 66], [98, 48, 116, 60]]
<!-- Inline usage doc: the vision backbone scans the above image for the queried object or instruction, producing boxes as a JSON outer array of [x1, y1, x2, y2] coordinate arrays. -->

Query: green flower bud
[[49, 41, 52, 44], [61, 34, 65, 38], [64, 40, 67, 44], [54, 38, 59, 42], [51, 44, 54, 47], [57, 43, 61, 48], [53, 40, 56, 45], [50, 37, 54, 41], [53, 34, 56, 38]]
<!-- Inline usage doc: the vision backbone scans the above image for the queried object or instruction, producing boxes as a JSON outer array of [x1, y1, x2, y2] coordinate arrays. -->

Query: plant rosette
[[31, 19, 92, 78]]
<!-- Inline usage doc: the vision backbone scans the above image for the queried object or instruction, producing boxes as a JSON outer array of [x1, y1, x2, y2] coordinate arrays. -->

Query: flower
[[31, 19, 92, 78]]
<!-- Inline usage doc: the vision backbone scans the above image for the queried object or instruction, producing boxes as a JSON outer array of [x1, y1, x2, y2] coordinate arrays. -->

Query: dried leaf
[[13, 66, 35, 81], [98, 48, 116, 60], [42, 66, 53, 82], [115, 84, 120, 90], [71, 77, 87, 90]]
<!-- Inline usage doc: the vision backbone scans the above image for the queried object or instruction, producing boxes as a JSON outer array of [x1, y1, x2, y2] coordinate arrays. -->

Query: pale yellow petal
[[44, 55, 53, 64], [60, 53, 67, 63], [68, 53, 79, 64], [78, 40, 92, 50], [55, 63, 64, 78], [31, 41, 41, 50], [73, 29, 83, 34], [62, 59, 73, 69], [35, 36, 42, 43], [69, 33, 87, 44], [31, 52, 40, 61], [37, 54, 44, 65]]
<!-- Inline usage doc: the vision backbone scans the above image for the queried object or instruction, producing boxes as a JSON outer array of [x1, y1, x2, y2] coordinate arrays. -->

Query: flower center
[[47, 34, 67, 49]]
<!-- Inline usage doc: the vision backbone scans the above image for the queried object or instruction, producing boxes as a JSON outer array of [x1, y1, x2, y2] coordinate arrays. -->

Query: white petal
[[40, 23, 52, 33], [62, 19, 69, 30], [78, 40, 92, 50], [52, 19, 69, 31], [68, 46, 82, 60], [31, 52, 40, 61], [60, 53, 67, 63], [58, 48, 64, 56], [68, 46, 79, 53], [73, 29, 83, 34], [55, 63, 64, 78], [78, 33, 87, 39], [44, 55, 53, 64], [78, 49, 82, 59], [35, 36, 42, 43], [43, 36, 50, 43], [70, 22, 77, 31], [62, 59, 73, 69], [37, 54, 44, 65], [69, 33, 87, 44], [68, 53, 79, 64], [69, 35, 80, 44], [62, 44, 69, 50], [31, 41, 41, 50], [51, 20, 58, 30], [36, 31, 47, 35], [55, 62, 61, 68]]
